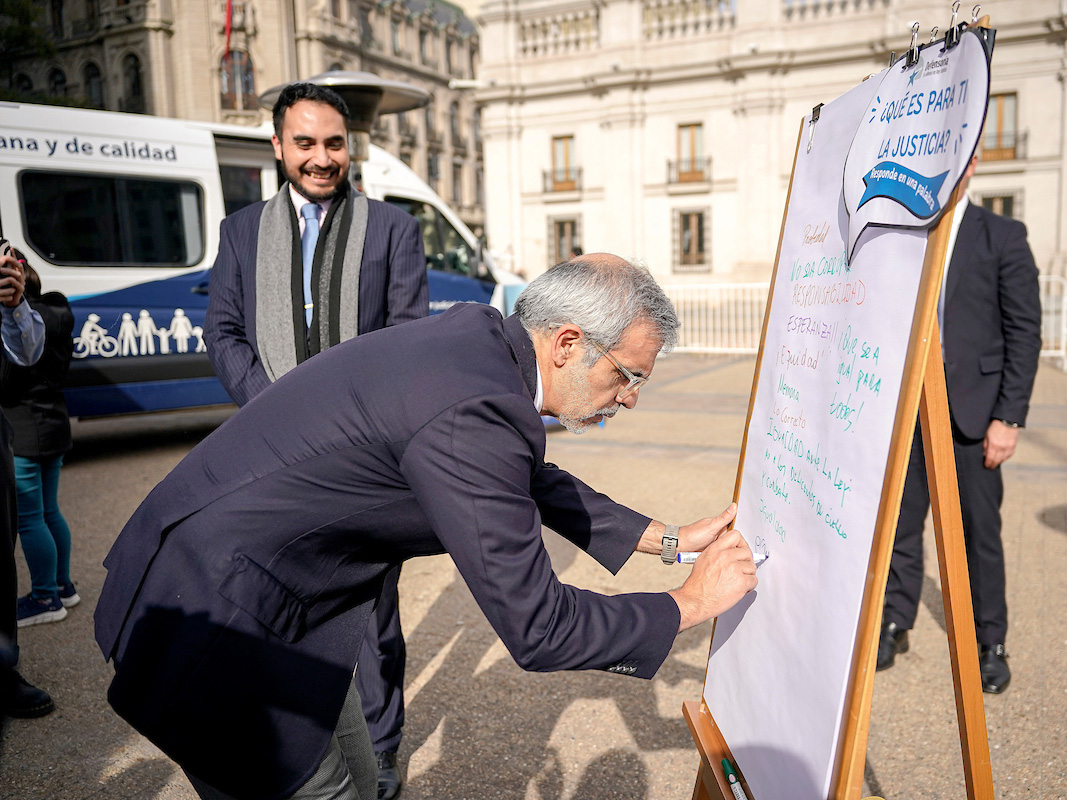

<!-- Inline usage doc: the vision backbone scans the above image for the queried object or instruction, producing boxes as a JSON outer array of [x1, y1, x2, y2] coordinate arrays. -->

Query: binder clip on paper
[[807, 103, 823, 154], [945, 1, 962, 49], [904, 21, 921, 68]]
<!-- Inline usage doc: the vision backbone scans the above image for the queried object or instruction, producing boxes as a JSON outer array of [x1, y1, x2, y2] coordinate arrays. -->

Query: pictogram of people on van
[[73, 308, 206, 358]]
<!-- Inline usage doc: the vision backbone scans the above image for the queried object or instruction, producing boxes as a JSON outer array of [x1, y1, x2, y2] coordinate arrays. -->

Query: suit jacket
[[205, 190, 428, 406], [95, 304, 679, 800], [942, 202, 1042, 440]]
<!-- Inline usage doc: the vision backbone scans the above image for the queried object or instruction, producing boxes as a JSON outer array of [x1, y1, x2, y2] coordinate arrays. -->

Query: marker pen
[[721, 758, 751, 800], [677, 551, 769, 566]]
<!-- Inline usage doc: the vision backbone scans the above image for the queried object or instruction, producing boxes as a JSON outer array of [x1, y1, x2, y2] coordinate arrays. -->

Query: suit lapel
[[944, 203, 982, 313]]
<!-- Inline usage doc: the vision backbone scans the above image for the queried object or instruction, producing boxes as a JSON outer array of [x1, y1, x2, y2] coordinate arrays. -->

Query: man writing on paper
[[204, 82, 427, 798], [877, 155, 1042, 693], [95, 256, 758, 800]]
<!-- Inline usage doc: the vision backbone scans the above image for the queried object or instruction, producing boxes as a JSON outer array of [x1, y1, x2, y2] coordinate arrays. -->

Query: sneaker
[[57, 582, 81, 608], [16, 594, 67, 628]]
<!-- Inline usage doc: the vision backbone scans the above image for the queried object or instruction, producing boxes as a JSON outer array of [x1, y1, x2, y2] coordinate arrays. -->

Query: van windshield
[[384, 196, 491, 283]]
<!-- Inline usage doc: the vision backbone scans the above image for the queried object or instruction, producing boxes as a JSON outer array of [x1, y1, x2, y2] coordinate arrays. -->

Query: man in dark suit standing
[[204, 83, 427, 798], [96, 255, 758, 800], [877, 156, 1043, 694]]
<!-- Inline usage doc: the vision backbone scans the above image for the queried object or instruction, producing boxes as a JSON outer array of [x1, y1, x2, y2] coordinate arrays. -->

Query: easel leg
[[918, 318, 995, 800]]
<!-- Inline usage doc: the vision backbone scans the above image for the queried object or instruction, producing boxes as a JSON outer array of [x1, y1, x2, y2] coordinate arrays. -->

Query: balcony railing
[[543, 167, 582, 193], [668, 157, 711, 184], [980, 130, 1028, 162]]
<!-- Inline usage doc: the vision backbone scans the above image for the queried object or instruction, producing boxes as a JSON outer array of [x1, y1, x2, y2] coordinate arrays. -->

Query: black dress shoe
[[6, 672, 55, 719], [376, 750, 402, 800], [876, 621, 909, 671], [979, 644, 1011, 694]]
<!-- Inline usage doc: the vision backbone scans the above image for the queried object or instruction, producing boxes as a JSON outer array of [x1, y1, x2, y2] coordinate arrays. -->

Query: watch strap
[[661, 524, 680, 565]]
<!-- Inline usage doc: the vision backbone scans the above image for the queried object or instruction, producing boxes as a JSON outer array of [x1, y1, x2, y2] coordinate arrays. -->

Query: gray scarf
[[255, 184, 368, 382]]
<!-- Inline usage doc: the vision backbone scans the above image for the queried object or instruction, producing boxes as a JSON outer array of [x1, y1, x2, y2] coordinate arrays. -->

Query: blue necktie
[[300, 202, 321, 327]]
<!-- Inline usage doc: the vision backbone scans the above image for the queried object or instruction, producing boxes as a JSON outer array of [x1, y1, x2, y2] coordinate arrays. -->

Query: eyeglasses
[[585, 337, 648, 401]]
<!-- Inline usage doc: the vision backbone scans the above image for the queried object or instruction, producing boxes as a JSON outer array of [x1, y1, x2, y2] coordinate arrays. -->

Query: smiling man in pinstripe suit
[[204, 83, 427, 800]]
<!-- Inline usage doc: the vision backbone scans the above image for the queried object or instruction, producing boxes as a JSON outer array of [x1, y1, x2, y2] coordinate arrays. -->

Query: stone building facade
[[476, 0, 1065, 282], [10, 0, 485, 228]]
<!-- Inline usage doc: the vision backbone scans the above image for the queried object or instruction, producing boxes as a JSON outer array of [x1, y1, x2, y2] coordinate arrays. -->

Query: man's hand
[[668, 529, 757, 632], [983, 419, 1020, 469], [0, 255, 26, 309], [678, 503, 737, 552]]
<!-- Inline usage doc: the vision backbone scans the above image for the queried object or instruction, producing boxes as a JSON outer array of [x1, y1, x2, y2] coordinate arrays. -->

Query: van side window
[[384, 196, 488, 281], [20, 171, 204, 267], [220, 165, 263, 216]]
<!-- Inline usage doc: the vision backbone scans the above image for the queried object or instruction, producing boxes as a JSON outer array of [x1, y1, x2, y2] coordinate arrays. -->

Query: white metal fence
[[1041, 275, 1067, 368], [666, 277, 1067, 368], [664, 283, 769, 353]]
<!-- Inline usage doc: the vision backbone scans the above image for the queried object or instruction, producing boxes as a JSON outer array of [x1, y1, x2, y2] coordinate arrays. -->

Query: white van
[[0, 101, 522, 417]]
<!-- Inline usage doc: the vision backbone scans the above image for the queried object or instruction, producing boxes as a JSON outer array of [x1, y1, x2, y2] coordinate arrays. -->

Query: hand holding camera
[[0, 239, 26, 309]]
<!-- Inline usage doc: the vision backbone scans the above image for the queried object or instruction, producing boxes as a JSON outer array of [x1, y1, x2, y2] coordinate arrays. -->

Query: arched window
[[48, 68, 67, 96], [122, 53, 144, 112], [14, 73, 33, 95], [84, 62, 105, 108], [220, 51, 256, 111], [329, 62, 345, 72]]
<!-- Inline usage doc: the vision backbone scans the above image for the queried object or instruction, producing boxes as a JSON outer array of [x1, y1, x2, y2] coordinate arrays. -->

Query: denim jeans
[[14, 455, 72, 599]]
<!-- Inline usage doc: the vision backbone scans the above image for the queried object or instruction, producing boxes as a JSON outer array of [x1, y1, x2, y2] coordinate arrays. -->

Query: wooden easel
[[684, 25, 997, 799]]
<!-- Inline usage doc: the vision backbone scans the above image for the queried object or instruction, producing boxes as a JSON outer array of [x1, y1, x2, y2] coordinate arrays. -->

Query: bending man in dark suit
[[204, 83, 427, 798], [96, 255, 758, 800], [877, 156, 1042, 693]]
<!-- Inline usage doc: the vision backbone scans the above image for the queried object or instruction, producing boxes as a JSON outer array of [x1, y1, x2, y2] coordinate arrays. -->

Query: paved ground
[[1, 353, 1064, 800]]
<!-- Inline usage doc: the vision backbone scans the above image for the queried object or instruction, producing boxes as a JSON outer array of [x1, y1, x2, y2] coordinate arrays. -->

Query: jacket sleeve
[[532, 461, 651, 575], [399, 393, 678, 679], [991, 217, 1042, 426], [385, 212, 429, 326], [205, 216, 271, 406]]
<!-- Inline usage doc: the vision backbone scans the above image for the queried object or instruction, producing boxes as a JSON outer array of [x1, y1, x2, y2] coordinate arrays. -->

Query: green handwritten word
[[761, 470, 790, 503], [855, 369, 882, 396], [777, 373, 801, 401], [828, 390, 865, 432], [758, 498, 788, 542], [789, 251, 848, 281], [766, 417, 806, 458], [824, 510, 848, 539]]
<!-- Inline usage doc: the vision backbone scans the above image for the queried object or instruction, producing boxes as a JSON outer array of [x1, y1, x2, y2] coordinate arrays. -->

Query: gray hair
[[514, 256, 679, 365]]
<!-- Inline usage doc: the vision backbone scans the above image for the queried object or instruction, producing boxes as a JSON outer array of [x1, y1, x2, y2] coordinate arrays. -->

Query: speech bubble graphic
[[843, 29, 989, 260]]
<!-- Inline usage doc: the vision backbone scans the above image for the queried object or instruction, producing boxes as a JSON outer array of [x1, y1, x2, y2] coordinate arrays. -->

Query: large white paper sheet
[[702, 78, 930, 799]]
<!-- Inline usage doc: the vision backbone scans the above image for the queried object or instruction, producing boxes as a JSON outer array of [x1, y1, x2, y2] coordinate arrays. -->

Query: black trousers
[[357, 564, 405, 754], [1, 414, 19, 651], [884, 424, 1008, 645]]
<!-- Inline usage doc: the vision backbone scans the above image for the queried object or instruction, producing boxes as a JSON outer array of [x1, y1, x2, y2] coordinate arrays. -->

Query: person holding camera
[[2, 252, 78, 630], [0, 239, 50, 718]]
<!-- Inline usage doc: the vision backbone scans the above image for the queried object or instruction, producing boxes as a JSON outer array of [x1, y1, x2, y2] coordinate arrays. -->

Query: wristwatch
[[661, 524, 680, 565]]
